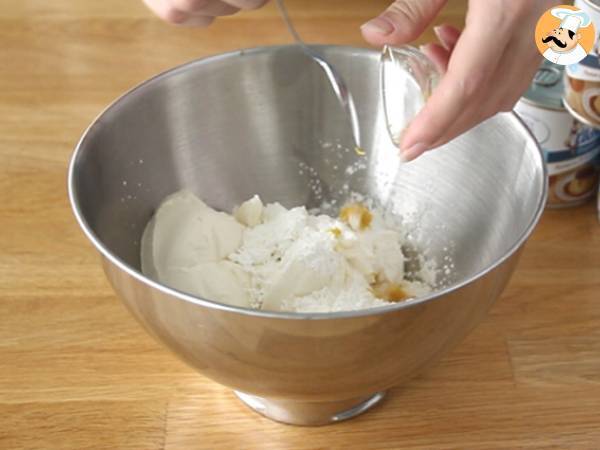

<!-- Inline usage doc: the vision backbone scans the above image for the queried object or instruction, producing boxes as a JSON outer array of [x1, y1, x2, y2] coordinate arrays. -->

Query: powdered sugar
[[142, 190, 447, 313]]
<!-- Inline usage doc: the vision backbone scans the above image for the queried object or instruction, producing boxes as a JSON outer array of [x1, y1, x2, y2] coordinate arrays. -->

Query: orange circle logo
[[535, 5, 596, 66]]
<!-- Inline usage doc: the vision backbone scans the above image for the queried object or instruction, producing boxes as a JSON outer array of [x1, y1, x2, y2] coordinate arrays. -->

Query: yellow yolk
[[372, 282, 409, 302], [339, 203, 372, 231]]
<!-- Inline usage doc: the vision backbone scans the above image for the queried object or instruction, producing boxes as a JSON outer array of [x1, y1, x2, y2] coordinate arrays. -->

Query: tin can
[[516, 60, 600, 207], [564, 0, 600, 128]]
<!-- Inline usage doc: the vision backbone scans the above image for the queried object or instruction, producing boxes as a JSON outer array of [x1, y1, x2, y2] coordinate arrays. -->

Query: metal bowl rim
[[67, 44, 548, 320]]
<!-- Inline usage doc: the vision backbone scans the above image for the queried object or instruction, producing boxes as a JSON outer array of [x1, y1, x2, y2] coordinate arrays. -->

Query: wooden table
[[2, 1, 600, 448]]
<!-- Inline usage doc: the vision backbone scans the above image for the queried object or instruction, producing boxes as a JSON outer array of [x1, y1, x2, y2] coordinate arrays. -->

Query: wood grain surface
[[2, 1, 600, 449]]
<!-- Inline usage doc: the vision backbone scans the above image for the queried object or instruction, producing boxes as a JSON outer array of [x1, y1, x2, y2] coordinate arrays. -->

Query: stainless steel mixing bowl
[[68, 45, 546, 426]]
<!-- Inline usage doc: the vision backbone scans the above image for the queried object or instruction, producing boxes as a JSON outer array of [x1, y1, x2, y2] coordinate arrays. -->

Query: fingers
[[143, 0, 267, 26], [423, 1, 547, 151], [170, 0, 239, 16], [374, 0, 558, 161], [485, 40, 541, 114], [143, 0, 188, 24], [433, 24, 461, 51], [399, 2, 521, 159], [361, 0, 448, 47], [416, 24, 460, 73], [419, 42, 451, 73]]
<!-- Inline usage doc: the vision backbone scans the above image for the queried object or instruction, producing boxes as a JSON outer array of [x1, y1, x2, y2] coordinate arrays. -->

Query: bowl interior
[[70, 45, 545, 299]]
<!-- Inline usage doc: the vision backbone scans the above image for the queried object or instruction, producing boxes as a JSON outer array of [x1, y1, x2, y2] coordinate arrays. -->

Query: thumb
[[361, 0, 448, 47]]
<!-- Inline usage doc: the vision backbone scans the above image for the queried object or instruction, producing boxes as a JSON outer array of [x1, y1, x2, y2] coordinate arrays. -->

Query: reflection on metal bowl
[[68, 46, 546, 426]]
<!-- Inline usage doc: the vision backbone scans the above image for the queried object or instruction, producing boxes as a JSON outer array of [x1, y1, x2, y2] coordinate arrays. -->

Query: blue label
[[576, 53, 600, 70], [544, 126, 600, 162]]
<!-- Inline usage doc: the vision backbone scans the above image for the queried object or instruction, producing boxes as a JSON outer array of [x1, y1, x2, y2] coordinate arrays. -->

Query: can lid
[[522, 59, 565, 110], [578, 0, 600, 13]]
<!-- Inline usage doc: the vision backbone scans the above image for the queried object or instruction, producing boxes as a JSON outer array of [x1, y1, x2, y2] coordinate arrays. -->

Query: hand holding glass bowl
[[143, 0, 559, 159], [67, 0, 548, 426], [68, 45, 546, 425]]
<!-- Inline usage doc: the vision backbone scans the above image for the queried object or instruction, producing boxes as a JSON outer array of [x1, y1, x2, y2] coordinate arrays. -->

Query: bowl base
[[234, 390, 386, 426]]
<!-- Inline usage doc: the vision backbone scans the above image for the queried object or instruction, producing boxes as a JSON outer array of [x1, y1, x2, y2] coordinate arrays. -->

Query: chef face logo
[[542, 27, 580, 53], [535, 5, 595, 66]]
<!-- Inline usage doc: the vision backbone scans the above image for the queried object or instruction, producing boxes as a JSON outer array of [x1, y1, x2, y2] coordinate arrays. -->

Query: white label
[[515, 100, 600, 175], [514, 101, 572, 151], [566, 62, 600, 81]]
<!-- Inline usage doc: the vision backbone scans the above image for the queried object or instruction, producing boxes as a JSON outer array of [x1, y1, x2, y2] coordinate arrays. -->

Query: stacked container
[[515, 60, 600, 208], [518, 0, 600, 216]]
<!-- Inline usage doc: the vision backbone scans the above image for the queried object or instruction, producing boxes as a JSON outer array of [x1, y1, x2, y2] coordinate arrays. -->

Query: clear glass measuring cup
[[380, 45, 440, 148]]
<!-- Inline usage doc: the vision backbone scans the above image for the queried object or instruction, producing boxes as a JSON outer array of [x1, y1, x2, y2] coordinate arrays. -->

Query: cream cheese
[[141, 190, 435, 313]]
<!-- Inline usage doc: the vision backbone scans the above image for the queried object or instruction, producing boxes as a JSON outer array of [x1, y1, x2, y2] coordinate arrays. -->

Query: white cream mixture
[[141, 190, 434, 313]]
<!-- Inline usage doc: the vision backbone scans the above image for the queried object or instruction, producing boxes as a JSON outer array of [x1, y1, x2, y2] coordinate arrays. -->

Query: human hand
[[142, 0, 268, 27], [361, 0, 560, 161]]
